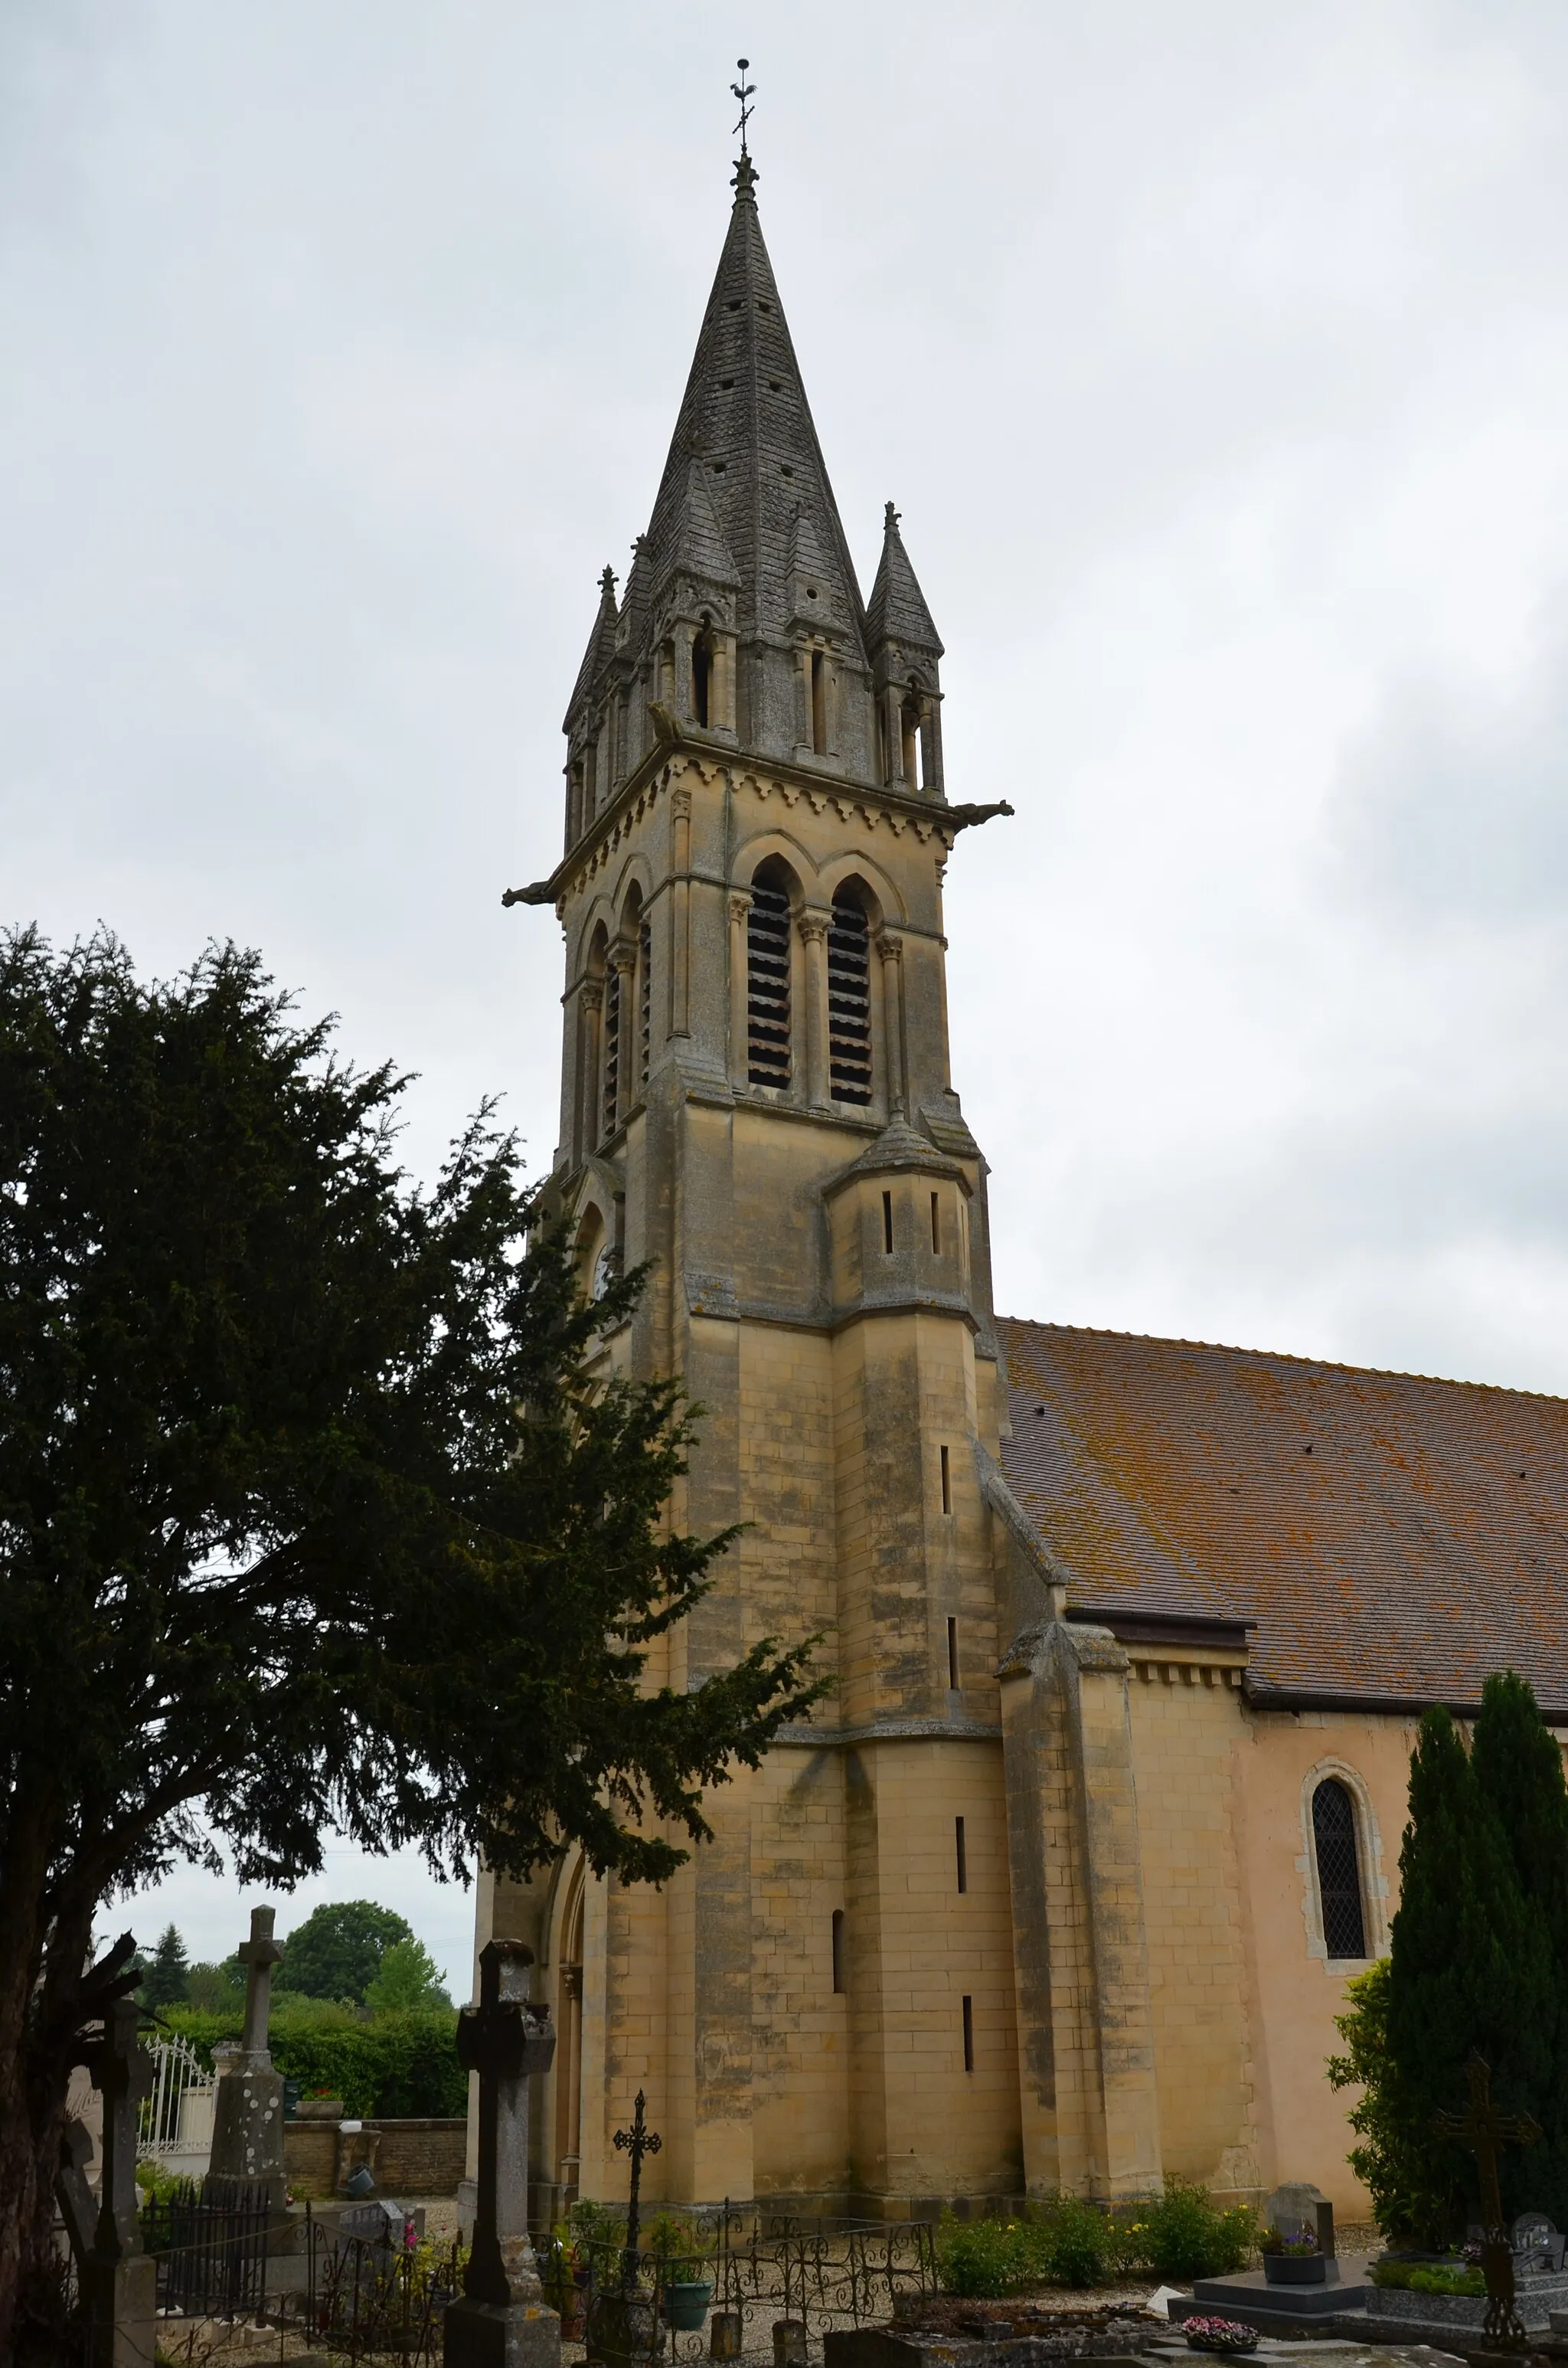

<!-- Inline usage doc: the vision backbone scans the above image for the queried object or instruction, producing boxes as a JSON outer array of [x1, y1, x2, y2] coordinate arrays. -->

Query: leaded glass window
[[1312, 1778, 1367, 1959]]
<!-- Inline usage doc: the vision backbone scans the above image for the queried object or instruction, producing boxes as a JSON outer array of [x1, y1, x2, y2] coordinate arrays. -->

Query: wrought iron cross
[[1432, 2051, 1541, 2351], [612, 2088, 662, 2291], [730, 60, 756, 155]]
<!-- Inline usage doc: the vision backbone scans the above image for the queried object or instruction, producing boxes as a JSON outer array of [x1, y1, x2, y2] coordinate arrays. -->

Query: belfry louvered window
[[747, 875, 792, 1088], [639, 917, 652, 1088], [828, 891, 873, 1104], [1312, 1778, 1367, 1959], [602, 963, 620, 1137]]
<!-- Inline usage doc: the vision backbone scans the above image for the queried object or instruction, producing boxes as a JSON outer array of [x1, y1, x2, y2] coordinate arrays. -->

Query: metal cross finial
[[731, 59, 756, 155], [612, 2088, 662, 2292], [1432, 2051, 1542, 2351]]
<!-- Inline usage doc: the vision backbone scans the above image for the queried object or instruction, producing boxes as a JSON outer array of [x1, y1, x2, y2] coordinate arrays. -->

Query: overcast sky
[[8, 0, 1568, 1985]]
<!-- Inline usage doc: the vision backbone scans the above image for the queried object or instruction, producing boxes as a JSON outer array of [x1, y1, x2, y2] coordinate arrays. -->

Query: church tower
[[488, 139, 1029, 2216]]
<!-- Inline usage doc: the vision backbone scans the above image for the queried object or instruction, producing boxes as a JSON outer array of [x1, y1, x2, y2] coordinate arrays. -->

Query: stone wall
[[283, 2118, 466, 2199]]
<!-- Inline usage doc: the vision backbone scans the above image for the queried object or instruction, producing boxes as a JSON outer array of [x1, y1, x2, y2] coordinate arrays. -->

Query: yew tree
[[0, 928, 818, 2357]]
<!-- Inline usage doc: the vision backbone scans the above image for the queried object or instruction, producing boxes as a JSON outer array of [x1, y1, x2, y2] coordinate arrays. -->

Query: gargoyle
[[945, 800, 1016, 833], [501, 880, 556, 909]]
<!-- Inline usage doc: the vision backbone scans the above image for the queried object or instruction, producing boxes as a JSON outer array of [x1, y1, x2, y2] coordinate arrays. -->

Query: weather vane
[[731, 57, 756, 155]]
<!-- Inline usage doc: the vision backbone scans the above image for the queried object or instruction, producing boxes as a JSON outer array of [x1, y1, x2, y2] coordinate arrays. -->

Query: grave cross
[[237, 1903, 284, 2065], [456, 1938, 557, 2309], [1432, 2051, 1542, 2353], [82, 1997, 153, 2265], [612, 2089, 662, 2292]]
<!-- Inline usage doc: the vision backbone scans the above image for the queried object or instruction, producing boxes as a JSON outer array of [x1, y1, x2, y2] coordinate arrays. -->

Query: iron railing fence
[[141, 2177, 272, 2318], [301, 2209, 462, 2363], [555, 2204, 937, 2363]]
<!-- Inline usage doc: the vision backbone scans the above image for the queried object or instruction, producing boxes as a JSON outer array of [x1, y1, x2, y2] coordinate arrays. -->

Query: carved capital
[[611, 937, 637, 978], [877, 931, 904, 966], [798, 909, 830, 946], [671, 783, 693, 819], [579, 981, 603, 1015], [729, 891, 753, 927]]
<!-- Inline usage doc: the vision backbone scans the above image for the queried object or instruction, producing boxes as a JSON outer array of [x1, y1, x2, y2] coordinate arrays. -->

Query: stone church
[[475, 146, 1568, 2224]]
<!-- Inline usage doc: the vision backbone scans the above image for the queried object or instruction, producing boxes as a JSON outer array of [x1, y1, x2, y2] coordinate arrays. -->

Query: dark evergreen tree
[[1471, 1670, 1568, 2223], [139, 1924, 189, 2011], [1384, 1704, 1553, 2241]]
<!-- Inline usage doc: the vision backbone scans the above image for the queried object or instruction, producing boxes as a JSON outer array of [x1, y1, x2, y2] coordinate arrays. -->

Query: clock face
[[592, 1244, 617, 1302]]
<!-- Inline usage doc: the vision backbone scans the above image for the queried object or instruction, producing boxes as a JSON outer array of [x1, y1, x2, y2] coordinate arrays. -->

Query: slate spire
[[867, 502, 942, 656], [640, 157, 867, 663], [562, 564, 619, 734]]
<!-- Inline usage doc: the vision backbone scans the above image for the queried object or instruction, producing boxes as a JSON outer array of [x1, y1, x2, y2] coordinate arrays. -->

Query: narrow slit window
[[1312, 1778, 1367, 1959], [940, 1444, 952, 1515], [956, 1816, 967, 1895], [831, 1909, 845, 1995], [602, 964, 621, 1137], [692, 629, 712, 728], [746, 875, 792, 1089], [828, 891, 873, 1104], [930, 1192, 941, 1253], [962, 1994, 974, 2072], [882, 1192, 893, 1254], [639, 917, 652, 1088], [901, 698, 921, 788], [811, 650, 828, 754], [946, 1616, 959, 1690]]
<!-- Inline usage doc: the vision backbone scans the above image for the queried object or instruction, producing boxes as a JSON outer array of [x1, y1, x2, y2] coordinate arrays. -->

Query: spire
[[639, 149, 867, 666], [562, 564, 619, 734], [867, 502, 942, 656]]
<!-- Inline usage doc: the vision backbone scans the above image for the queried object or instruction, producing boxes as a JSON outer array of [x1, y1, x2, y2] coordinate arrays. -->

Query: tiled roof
[[997, 1316, 1568, 1717]]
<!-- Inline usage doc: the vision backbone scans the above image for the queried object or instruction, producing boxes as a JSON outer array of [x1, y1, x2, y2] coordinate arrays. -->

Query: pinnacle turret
[[867, 503, 942, 656]]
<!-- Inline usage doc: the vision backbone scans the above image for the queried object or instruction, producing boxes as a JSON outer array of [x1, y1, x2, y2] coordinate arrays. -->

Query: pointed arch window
[[901, 691, 923, 790], [1312, 1778, 1367, 1959], [828, 888, 873, 1104], [602, 962, 621, 1137], [639, 917, 652, 1088], [747, 867, 792, 1089], [692, 626, 714, 728]]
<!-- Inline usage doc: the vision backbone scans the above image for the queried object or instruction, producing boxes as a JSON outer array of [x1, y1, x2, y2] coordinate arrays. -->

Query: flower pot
[[1263, 2255, 1327, 2285], [293, 2097, 345, 2121], [664, 2279, 714, 2331]]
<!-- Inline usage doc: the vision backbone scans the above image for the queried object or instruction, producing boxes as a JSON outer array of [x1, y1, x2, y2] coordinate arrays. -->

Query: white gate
[[137, 2033, 217, 2173]]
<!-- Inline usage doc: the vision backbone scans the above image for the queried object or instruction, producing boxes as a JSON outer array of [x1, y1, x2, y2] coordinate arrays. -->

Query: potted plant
[[1261, 2227, 1326, 2285], [648, 2211, 714, 2331], [294, 2088, 345, 2121]]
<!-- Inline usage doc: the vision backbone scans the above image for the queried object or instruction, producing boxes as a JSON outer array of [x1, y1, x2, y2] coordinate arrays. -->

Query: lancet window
[[828, 888, 873, 1104], [639, 917, 652, 1088], [602, 962, 621, 1137], [692, 627, 714, 728], [1312, 1778, 1367, 1959], [746, 866, 792, 1090]]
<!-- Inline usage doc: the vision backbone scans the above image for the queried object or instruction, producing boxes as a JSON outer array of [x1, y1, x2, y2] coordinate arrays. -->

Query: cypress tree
[[1385, 1706, 1549, 2241], [139, 1925, 190, 2013], [1471, 1670, 1568, 2223]]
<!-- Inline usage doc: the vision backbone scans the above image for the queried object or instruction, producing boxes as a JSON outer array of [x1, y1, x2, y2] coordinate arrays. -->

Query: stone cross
[[612, 2090, 662, 2293], [237, 1904, 284, 2068], [455, 1938, 557, 2310], [83, 1997, 153, 2265], [1432, 2051, 1542, 2351]]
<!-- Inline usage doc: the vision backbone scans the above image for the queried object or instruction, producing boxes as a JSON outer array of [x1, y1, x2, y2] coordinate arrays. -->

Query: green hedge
[[934, 2184, 1257, 2297], [161, 2001, 465, 2118]]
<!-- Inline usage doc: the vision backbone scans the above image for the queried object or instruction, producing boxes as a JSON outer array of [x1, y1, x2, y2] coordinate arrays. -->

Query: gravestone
[[79, 1997, 157, 2368], [443, 1938, 560, 2368], [208, 1905, 286, 2221]]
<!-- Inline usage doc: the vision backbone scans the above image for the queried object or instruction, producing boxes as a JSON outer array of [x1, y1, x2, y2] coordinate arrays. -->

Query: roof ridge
[[997, 1312, 1568, 1405]]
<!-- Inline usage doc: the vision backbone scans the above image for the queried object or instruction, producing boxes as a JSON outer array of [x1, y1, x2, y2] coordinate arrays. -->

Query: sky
[[6, 0, 1568, 1987]]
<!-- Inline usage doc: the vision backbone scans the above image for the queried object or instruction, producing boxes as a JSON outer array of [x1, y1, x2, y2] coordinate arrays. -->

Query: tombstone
[[1511, 2213, 1565, 2276], [443, 1938, 560, 2368], [1265, 2181, 1327, 2242], [208, 1905, 287, 2222], [78, 1998, 157, 2368]]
